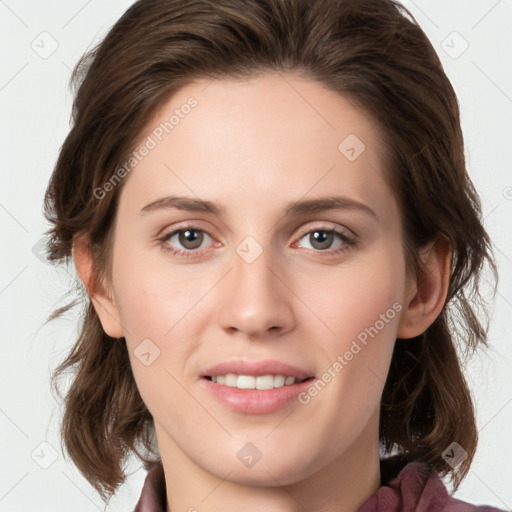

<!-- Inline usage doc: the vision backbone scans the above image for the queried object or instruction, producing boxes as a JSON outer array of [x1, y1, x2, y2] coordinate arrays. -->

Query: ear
[[397, 237, 452, 339], [72, 235, 125, 339]]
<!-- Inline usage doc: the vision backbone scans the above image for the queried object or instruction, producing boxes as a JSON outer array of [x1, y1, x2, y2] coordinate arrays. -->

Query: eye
[[158, 225, 215, 257], [294, 226, 356, 255], [157, 224, 356, 259]]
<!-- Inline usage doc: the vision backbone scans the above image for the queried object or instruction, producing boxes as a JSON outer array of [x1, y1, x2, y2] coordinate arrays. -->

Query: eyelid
[[156, 219, 213, 238], [293, 221, 356, 241], [158, 220, 357, 259], [159, 221, 355, 244]]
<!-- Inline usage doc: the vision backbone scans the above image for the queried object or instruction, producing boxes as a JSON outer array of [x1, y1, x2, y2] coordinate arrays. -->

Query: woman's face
[[107, 72, 413, 485]]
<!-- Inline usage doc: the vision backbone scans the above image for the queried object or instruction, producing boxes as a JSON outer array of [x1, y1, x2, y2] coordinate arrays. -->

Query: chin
[[201, 449, 315, 487]]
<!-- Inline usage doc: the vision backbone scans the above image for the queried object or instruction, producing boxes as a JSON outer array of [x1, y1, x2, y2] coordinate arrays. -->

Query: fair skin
[[73, 72, 451, 512]]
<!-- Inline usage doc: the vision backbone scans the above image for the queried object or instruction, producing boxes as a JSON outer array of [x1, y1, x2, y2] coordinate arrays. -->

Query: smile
[[206, 374, 310, 390]]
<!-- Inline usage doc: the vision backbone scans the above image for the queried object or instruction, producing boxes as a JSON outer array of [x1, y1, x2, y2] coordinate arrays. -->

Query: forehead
[[118, 72, 394, 224]]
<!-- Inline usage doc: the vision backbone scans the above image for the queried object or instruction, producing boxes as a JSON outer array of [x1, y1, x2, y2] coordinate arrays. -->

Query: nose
[[216, 242, 295, 340]]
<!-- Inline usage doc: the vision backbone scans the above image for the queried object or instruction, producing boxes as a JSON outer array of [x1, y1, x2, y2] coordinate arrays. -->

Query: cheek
[[110, 248, 221, 413], [111, 238, 205, 339], [114, 270, 203, 391], [300, 245, 406, 404], [302, 246, 405, 350], [114, 269, 200, 425]]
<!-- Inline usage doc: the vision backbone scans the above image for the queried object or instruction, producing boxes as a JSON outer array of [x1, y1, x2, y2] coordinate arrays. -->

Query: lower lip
[[200, 377, 315, 414]]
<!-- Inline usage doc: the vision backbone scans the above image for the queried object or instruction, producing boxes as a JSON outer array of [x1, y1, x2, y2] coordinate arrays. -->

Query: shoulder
[[357, 457, 507, 512], [442, 495, 507, 512]]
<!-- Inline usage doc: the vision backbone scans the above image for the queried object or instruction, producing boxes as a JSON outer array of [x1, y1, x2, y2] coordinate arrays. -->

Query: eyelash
[[157, 223, 357, 259]]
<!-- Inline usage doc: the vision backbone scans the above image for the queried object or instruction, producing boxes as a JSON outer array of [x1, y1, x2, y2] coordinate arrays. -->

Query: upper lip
[[202, 359, 313, 380]]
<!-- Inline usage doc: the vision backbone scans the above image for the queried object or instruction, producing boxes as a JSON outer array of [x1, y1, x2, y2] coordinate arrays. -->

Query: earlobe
[[397, 237, 452, 339], [72, 236, 125, 339]]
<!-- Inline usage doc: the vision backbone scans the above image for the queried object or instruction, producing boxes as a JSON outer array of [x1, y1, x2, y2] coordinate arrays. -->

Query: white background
[[0, 1, 511, 510]]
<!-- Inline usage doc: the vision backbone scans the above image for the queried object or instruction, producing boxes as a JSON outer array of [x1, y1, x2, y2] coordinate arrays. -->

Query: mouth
[[200, 359, 315, 390], [203, 374, 314, 390], [200, 367, 317, 414]]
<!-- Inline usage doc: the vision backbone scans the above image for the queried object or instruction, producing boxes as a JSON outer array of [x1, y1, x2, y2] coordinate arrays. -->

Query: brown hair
[[44, 0, 497, 502]]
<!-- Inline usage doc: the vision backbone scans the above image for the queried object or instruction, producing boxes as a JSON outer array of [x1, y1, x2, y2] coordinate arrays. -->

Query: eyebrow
[[140, 195, 376, 218]]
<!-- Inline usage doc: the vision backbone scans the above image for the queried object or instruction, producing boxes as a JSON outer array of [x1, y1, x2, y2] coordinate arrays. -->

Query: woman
[[44, 0, 506, 510]]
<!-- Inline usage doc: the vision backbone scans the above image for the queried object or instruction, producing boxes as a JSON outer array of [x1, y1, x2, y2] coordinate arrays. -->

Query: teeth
[[210, 374, 302, 389]]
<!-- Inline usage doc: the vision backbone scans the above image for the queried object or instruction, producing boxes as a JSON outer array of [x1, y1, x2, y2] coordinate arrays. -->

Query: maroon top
[[133, 455, 506, 512]]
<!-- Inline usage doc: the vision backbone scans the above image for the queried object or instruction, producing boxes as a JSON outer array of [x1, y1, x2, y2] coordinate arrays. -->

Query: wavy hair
[[43, 0, 497, 501]]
